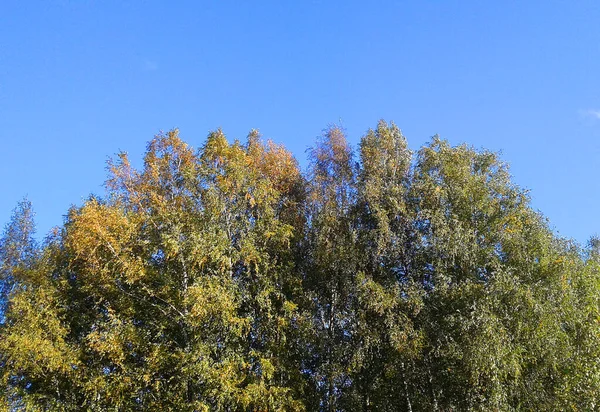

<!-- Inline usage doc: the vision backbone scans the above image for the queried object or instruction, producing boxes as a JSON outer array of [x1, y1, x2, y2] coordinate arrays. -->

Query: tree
[[301, 125, 358, 411], [0, 199, 38, 317], [345, 121, 421, 411]]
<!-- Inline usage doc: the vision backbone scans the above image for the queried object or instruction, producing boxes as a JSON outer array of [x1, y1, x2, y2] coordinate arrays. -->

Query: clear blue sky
[[1, 1, 599, 244]]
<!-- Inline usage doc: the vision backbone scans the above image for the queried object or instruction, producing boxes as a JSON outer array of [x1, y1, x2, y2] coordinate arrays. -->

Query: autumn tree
[[1, 130, 307, 410]]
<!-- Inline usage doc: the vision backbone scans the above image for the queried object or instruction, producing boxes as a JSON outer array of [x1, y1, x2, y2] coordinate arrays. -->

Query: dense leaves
[[1, 123, 599, 410]]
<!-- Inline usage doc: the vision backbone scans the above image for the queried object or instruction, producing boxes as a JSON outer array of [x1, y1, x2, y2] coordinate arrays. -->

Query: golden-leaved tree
[[0, 130, 307, 411]]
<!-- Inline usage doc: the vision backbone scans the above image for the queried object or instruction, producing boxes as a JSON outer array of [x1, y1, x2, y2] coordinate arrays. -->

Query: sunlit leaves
[[1, 122, 599, 410]]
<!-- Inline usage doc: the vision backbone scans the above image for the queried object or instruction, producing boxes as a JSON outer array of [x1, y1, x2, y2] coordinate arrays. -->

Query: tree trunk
[[402, 362, 413, 412]]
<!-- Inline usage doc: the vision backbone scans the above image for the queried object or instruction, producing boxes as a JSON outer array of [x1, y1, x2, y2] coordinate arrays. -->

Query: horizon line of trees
[[1, 121, 599, 411]]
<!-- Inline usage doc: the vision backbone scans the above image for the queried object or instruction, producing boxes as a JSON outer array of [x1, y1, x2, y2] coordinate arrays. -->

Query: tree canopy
[[1, 122, 599, 411]]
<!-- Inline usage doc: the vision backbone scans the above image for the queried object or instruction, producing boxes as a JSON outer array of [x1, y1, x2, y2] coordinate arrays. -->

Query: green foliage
[[1, 123, 599, 410]]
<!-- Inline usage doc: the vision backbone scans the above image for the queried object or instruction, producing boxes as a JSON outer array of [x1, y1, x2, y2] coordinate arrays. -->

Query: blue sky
[[1, 1, 599, 244]]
